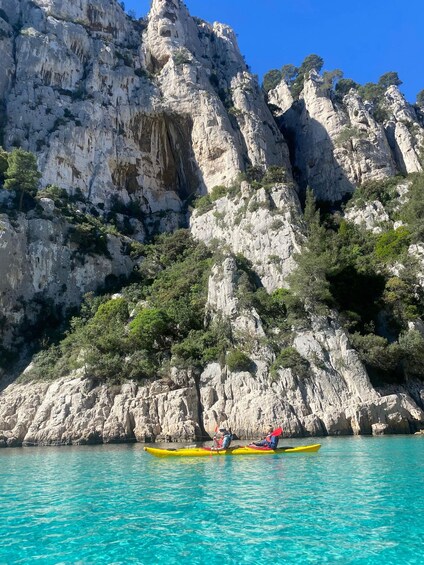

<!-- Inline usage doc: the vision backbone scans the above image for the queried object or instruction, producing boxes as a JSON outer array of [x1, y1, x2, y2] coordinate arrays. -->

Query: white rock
[[191, 184, 304, 291], [345, 200, 390, 233]]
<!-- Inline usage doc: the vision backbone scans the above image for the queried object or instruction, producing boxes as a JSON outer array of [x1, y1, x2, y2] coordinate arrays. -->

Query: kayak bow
[[144, 444, 321, 458]]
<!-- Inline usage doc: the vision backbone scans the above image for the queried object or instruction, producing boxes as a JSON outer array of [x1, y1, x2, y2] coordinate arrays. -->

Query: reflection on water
[[0, 436, 423, 564]]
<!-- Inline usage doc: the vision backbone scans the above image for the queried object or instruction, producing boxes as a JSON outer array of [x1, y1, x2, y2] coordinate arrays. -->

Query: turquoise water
[[0, 437, 423, 564]]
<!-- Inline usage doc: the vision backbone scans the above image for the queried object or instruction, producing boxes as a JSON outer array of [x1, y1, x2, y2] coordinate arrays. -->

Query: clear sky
[[124, 0, 423, 102]]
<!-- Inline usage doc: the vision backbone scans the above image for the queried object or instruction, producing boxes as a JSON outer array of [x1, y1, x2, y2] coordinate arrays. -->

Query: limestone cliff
[[0, 0, 292, 357], [0, 196, 134, 349], [190, 181, 304, 291], [269, 74, 423, 202], [1, 0, 290, 210], [0, 0, 423, 445], [1, 256, 423, 447]]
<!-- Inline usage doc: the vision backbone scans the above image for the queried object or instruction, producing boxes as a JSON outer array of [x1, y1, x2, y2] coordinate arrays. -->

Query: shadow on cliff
[[275, 100, 356, 208]]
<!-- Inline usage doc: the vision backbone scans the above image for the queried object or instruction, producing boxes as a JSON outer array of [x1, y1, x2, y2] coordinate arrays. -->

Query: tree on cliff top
[[4, 148, 41, 210], [263, 55, 325, 97], [378, 71, 402, 90], [290, 54, 324, 98], [263, 69, 282, 93]]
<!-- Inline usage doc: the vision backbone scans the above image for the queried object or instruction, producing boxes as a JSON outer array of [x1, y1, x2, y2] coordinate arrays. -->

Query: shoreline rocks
[[0, 370, 423, 448]]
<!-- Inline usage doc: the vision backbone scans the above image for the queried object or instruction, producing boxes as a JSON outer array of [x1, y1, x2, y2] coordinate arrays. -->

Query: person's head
[[266, 425, 273, 433], [220, 428, 229, 436]]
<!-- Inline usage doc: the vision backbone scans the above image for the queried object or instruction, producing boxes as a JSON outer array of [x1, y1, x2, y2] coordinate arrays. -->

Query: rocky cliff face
[[190, 181, 304, 291], [269, 73, 423, 202], [0, 197, 134, 349], [0, 0, 423, 445], [1, 0, 290, 209], [1, 255, 423, 447], [0, 0, 293, 356]]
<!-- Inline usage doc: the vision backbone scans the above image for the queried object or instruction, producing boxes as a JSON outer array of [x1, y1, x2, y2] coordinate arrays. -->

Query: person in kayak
[[212, 428, 232, 451], [250, 425, 281, 449]]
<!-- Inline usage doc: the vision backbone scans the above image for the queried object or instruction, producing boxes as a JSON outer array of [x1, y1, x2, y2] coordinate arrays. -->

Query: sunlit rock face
[[384, 86, 424, 174], [190, 182, 304, 292], [0, 0, 291, 220], [0, 0, 423, 442], [270, 72, 398, 202], [269, 75, 423, 203], [142, 0, 291, 191]]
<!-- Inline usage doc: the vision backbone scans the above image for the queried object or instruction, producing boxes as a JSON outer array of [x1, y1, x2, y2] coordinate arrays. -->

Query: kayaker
[[212, 428, 232, 451], [250, 425, 281, 449]]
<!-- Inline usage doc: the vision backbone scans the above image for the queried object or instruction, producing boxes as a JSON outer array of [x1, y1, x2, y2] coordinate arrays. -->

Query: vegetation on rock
[[22, 231, 218, 383], [3, 148, 41, 210], [263, 55, 420, 126], [287, 175, 424, 385]]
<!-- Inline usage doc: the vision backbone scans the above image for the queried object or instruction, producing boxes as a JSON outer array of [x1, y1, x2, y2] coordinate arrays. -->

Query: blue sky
[[124, 0, 423, 102]]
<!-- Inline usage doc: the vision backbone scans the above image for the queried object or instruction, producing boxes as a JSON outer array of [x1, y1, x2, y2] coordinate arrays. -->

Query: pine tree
[[288, 189, 334, 312], [4, 148, 41, 210]]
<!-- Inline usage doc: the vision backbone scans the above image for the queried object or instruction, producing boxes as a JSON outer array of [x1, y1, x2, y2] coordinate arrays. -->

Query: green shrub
[[383, 277, 421, 321], [36, 184, 69, 205], [129, 308, 171, 351], [398, 330, 424, 377], [68, 221, 109, 256], [335, 78, 360, 98], [375, 226, 411, 262], [253, 287, 287, 328], [193, 194, 213, 213], [171, 322, 231, 371], [281, 64, 298, 87], [321, 69, 343, 93], [351, 175, 401, 207], [173, 48, 191, 66], [93, 297, 129, 324], [4, 148, 41, 210], [210, 185, 227, 201], [378, 71, 402, 89], [226, 349, 253, 372], [335, 126, 365, 146], [262, 166, 287, 185], [18, 346, 63, 383], [350, 333, 402, 381], [192, 184, 228, 213], [400, 173, 424, 241], [271, 347, 309, 378]]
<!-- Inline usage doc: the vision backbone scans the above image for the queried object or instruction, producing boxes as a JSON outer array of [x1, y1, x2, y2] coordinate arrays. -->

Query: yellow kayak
[[144, 444, 321, 458]]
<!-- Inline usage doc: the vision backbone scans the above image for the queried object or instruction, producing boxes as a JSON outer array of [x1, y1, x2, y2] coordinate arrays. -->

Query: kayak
[[144, 444, 321, 458]]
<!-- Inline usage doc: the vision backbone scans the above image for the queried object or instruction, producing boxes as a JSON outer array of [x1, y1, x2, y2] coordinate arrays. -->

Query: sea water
[[0, 436, 423, 564]]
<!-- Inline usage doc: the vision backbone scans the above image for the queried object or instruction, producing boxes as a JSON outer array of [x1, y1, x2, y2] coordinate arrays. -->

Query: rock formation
[[1, 256, 423, 446], [0, 199, 134, 349], [269, 75, 423, 202], [0, 0, 423, 445], [190, 182, 304, 291]]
